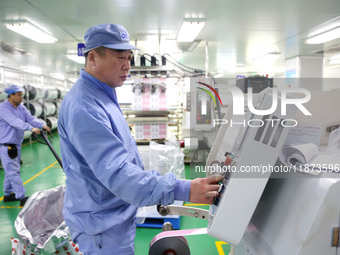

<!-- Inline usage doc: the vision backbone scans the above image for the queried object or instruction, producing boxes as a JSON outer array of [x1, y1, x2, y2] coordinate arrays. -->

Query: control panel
[[207, 88, 298, 245]]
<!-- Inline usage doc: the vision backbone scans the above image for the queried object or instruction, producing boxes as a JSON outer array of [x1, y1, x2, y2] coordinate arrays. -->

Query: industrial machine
[[206, 87, 298, 246], [154, 87, 340, 254], [236, 76, 273, 93], [119, 77, 182, 143]]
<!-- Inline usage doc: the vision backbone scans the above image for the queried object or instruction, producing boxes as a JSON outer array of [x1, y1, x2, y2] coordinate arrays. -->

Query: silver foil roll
[[14, 185, 70, 253]]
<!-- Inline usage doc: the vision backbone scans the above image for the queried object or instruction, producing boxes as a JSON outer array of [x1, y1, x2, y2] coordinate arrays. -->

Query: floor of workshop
[[0, 133, 230, 254]]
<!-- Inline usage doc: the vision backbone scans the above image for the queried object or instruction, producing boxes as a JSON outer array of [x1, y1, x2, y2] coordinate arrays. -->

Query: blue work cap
[[4, 85, 24, 95], [84, 23, 140, 53]]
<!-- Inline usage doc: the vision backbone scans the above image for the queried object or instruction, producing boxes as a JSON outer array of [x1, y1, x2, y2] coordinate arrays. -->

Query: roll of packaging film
[[0, 83, 7, 101], [44, 88, 59, 100], [25, 102, 43, 117], [43, 102, 57, 116], [149, 222, 208, 255], [46, 116, 58, 130], [25, 85, 44, 101]]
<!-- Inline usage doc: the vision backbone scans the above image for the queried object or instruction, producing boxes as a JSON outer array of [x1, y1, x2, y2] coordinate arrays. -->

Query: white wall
[[323, 65, 340, 91]]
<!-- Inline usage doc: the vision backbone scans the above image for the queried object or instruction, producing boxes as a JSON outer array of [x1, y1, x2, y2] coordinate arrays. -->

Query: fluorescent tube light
[[253, 51, 281, 61], [177, 19, 205, 42], [329, 54, 340, 64], [305, 16, 340, 44], [67, 54, 85, 64], [329, 59, 340, 65], [68, 78, 78, 83], [306, 26, 340, 44], [21, 66, 42, 74], [50, 73, 65, 80], [5, 19, 57, 43]]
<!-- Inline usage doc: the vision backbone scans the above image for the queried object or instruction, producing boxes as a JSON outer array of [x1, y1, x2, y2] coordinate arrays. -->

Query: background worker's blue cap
[[4, 85, 24, 95], [84, 23, 140, 53]]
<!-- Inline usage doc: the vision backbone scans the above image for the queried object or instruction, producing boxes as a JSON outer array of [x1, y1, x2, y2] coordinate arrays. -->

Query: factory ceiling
[[0, 0, 340, 80]]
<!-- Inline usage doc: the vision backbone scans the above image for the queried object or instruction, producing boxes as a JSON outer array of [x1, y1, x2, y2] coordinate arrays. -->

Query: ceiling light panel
[[5, 19, 57, 43], [306, 27, 340, 44], [305, 16, 340, 44], [67, 54, 85, 64], [177, 19, 206, 42]]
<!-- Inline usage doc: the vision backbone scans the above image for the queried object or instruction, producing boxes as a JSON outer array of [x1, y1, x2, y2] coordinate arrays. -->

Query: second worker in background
[[0, 85, 51, 207]]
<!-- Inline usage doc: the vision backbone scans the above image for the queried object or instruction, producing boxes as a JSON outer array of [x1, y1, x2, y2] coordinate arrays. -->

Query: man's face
[[10, 91, 23, 106], [94, 49, 132, 88]]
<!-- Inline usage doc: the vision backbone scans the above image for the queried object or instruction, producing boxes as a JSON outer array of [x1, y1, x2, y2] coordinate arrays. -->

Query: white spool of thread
[[46, 116, 58, 130], [44, 88, 59, 100], [43, 102, 57, 116], [25, 102, 43, 117], [25, 85, 44, 101]]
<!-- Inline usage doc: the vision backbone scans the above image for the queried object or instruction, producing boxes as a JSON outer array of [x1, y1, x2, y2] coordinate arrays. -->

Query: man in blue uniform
[[0, 85, 50, 206], [58, 23, 223, 255]]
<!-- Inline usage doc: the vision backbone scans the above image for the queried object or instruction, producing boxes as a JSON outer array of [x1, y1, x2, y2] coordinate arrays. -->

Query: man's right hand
[[189, 175, 224, 204], [31, 128, 41, 134]]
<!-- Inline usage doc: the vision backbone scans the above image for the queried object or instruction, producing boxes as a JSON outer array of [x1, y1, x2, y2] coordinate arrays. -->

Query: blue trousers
[[0, 144, 25, 199], [73, 219, 136, 255]]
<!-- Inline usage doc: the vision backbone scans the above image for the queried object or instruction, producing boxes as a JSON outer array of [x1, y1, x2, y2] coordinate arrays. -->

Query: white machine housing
[[207, 88, 298, 245], [236, 171, 340, 255]]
